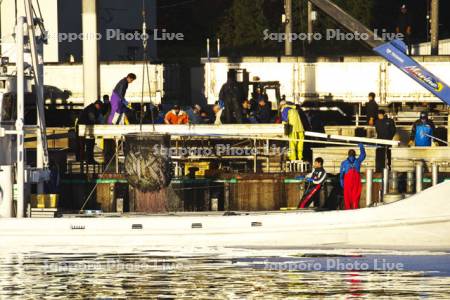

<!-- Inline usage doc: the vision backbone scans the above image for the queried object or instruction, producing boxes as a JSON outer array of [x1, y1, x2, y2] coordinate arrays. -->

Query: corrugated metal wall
[[204, 59, 450, 104], [43, 63, 165, 104]]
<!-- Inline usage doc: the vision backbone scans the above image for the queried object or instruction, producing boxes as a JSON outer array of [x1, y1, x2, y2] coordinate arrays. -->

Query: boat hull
[[1, 182, 449, 251]]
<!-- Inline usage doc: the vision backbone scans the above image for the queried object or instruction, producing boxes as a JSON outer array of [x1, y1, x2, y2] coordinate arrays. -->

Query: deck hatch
[[192, 223, 203, 229], [251, 222, 263, 227], [71, 225, 86, 230], [132, 224, 143, 230]]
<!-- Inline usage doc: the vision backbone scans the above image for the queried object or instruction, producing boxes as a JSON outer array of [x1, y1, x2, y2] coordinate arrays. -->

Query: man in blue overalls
[[340, 144, 366, 210], [409, 112, 436, 147]]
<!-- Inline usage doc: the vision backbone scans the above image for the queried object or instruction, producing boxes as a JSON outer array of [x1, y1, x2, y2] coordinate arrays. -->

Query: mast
[[15, 16, 25, 218]]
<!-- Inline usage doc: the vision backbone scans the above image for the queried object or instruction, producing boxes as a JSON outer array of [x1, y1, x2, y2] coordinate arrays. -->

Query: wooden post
[[224, 182, 230, 211], [204, 182, 211, 211], [430, 0, 439, 55], [284, 0, 293, 55]]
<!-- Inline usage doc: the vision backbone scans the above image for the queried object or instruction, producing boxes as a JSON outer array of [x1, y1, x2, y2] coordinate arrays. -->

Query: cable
[[79, 146, 120, 212], [140, 0, 155, 132], [140, 0, 147, 131], [31, 0, 46, 38], [33, 0, 44, 22]]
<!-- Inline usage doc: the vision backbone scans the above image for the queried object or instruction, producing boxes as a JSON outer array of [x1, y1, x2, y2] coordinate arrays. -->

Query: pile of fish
[[124, 133, 172, 192]]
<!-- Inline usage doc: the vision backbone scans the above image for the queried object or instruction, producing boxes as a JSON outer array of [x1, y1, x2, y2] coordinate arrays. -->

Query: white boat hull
[[1, 182, 449, 251]]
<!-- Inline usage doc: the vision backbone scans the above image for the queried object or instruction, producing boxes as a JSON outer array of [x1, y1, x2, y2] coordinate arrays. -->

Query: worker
[[396, 4, 412, 54], [187, 104, 202, 124], [375, 110, 396, 140], [164, 105, 189, 125], [298, 157, 327, 209], [250, 87, 268, 111], [366, 92, 379, 126], [200, 110, 212, 124], [255, 98, 272, 123], [241, 100, 257, 124], [107, 73, 136, 125], [100, 95, 111, 124], [219, 70, 243, 124], [213, 103, 224, 125], [409, 111, 436, 147], [375, 110, 396, 171], [340, 143, 366, 210], [155, 104, 166, 124], [281, 101, 305, 161], [77, 100, 103, 163], [141, 103, 161, 125]]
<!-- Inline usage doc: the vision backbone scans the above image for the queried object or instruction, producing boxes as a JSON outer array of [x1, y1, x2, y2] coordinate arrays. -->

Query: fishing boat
[[0, 181, 449, 251]]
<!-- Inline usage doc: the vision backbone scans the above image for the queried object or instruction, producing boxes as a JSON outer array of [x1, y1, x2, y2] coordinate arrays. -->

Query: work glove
[[408, 140, 414, 147], [306, 177, 314, 183]]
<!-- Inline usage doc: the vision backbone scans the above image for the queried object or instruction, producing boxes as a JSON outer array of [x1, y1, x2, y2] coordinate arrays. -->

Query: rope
[[139, 0, 155, 132], [79, 142, 121, 212]]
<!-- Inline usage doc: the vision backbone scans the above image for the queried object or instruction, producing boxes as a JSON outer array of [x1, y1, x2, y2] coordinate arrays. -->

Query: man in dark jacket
[[242, 99, 257, 123], [375, 110, 397, 171], [396, 4, 412, 54], [298, 157, 327, 209], [250, 87, 267, 112], [219, 71, 243, 124], [255, 98, 272, 123], [78, 100, 103, 163], [409, 111, 436, 147], [366, 92, 379, 126], [107, 73, 136, 124], [375, 110, 396, 140], [187, 104, 203, 124]]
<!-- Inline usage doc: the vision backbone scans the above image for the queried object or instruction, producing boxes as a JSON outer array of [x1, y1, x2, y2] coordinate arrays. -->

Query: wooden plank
[[78, 124, 399, 146]]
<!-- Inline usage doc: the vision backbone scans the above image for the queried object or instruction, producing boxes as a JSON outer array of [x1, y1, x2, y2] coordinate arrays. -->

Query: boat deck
[[62, 209, 316, 219]]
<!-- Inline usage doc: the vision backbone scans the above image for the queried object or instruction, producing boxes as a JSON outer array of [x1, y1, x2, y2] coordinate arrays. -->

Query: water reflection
[[1, 249, 450, 299]]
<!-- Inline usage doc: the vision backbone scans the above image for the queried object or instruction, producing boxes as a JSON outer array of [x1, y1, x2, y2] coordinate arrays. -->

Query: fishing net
[[124, 133, 172, 193]]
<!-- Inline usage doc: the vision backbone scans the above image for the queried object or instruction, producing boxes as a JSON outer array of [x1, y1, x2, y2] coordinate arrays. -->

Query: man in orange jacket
[[164, 105, 189, 125]]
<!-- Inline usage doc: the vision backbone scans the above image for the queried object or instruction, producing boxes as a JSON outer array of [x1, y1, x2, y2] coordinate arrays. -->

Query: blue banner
[[374, 39, 450, 106]]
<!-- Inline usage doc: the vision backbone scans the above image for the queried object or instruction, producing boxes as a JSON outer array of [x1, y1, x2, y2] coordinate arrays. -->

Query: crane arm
[[308, 0, 450, 106]]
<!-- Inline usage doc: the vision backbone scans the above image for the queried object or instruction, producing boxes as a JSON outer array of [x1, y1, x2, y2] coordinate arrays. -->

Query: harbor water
[[1, 247, 450, 299]]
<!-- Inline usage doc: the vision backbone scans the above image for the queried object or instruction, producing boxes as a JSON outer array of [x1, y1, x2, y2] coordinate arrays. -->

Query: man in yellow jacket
[[280, 101, 304, 161]]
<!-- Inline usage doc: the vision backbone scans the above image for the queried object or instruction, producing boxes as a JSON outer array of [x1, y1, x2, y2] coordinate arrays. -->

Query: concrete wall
[[204, 58, 450, 105]]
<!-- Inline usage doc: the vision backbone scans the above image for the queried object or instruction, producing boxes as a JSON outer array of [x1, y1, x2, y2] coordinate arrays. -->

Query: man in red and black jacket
[[298, 157, 327, 209]]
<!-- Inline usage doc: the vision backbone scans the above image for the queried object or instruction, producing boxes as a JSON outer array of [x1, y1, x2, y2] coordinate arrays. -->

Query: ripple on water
[[0, 249, 450, 299]]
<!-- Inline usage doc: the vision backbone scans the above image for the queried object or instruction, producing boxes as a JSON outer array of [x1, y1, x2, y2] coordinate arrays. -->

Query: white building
[[203, 56, 450, 105], [411, 39, 450, 56]]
